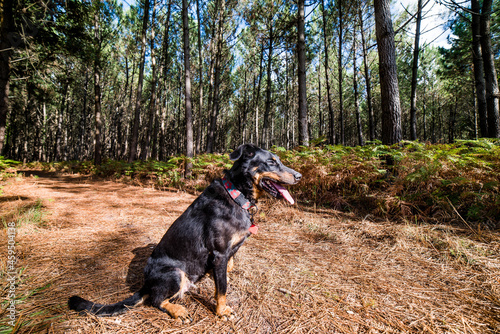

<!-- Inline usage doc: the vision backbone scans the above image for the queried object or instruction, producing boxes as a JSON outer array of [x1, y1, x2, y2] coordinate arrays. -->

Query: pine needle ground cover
[[0, 140, 499, 333]]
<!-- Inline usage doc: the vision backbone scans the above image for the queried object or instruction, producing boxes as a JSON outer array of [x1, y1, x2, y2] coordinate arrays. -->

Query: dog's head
[[228, 144, 302, 204]]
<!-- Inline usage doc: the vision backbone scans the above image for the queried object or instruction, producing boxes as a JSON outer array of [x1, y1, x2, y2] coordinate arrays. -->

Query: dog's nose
[[294, 172, 302, 181]]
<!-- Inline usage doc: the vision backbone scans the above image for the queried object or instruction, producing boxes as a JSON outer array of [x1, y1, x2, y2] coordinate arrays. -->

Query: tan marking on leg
[[169, 269, 190, 300], [215, 293, 234, 319], [134, 294, 148, 307], [160, 300, 190, 322], [227, 257, 234, 273]]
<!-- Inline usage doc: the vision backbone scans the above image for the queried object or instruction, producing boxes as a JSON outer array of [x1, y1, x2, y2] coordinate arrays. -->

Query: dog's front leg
[[213, 252, 235, 320]]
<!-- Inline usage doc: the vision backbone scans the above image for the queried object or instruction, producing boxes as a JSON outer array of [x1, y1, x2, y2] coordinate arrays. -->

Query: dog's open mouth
[[260, 178, 295, 205]]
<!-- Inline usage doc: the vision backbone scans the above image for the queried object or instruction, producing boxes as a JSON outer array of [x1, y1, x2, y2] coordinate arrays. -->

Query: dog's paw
[[217, 305, 235, 321], [174, 310, 192, 324], [175, 308, 192, 324], [175, 314, 193, 324], [166, 303, 192, 324]]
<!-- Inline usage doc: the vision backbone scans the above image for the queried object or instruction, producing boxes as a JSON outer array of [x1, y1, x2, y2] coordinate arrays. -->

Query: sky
[[116, 0, 452, 48], [395, 0, 452, 48]]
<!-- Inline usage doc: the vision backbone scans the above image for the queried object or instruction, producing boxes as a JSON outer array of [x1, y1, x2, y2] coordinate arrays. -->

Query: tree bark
[[54, 81, 68, 161], [321, 0, 335, 145], [94, 47, 103, 165], [128, 0, 150, 162], [471, 0, 488, 137], [409, 0, 422, 141], [241, 69, 249, 143], [353, 24, 364, 146], [318, 63, 322, 138], [359, 7, 375, 142], [263, 21, 273, 149], [338, 0, 344, 145], [196, 0, 203, 153], [141, 0, 158, 160], [480, 0, 500, 138], [297, 0, 309, 146], [0, 0, 14, 155], [206, 0, 224, 153], [183, 0, 193, 177], [252, 43, 264, 147], [374, 0, 402, 145]]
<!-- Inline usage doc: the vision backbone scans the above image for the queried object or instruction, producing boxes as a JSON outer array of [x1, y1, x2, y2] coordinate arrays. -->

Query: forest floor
[[1, 170, 499, 333]]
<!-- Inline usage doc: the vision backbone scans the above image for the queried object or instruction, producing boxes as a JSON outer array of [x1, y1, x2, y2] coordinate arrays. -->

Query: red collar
[[221, 175, 255, 210], [221, 175, 258, 234]]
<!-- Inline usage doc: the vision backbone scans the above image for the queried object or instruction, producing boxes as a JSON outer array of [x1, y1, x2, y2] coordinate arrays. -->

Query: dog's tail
[[68, 291, 145, 316]]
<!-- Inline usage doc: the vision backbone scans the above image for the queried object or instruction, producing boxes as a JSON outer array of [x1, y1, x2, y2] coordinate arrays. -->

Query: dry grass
[[1, 171, 499, 333]]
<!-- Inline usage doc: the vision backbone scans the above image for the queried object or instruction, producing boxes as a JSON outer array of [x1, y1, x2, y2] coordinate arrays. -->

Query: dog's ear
[[229, 144, 255, 161]]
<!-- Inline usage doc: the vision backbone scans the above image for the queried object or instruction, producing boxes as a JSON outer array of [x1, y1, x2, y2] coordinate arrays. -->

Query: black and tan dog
[[68, 144, 301, 322]]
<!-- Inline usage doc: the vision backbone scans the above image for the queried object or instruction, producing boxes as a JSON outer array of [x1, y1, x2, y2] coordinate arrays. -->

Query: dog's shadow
[[126, 243, 156, 292]]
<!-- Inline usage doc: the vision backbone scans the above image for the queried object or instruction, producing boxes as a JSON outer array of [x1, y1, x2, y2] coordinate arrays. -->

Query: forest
[[0, 0, 499, 164], [2, 1, 500, 332]]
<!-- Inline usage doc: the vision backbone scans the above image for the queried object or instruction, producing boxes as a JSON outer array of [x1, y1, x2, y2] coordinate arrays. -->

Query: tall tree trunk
[[206, 49, 221, 154], [337, 0, 344, 145], [423, 81, 427, 140], [196, 0, 203, 153], [285, 49, 290, 148], [42, 102, 47, 161], [480, 0, 500, 138], [81, 71, 89, 160], [250, 43, 264, 147], [162, 0, 172, 77], [159, 0, 172, 160], [206, 0, 224, 153], [204, 1, 218, 152], [297, 0, 309, 146], [318, 64, 323, 138], [321, 0, 335, 145], [206, 54, 215, 152], [183, 0, 193, 177], [471, 0, 488, 137], [141, 0, 158, 160], [263, 22, 273, 149], [54, 82, 68, 161], [409, 0, 423, 141], [0, 0, 13, 155], [94, 2, 103, 165], [359, 7, 375, 142], [448, 97, 457, 143], [353, 24, 364, 146], [241, 69, 249, 143], [128, 0, 150, 162], [374, 0, 402, 145]]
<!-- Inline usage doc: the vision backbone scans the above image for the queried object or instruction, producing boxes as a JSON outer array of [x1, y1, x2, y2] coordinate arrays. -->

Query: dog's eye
[[267, 159, 277, 166]]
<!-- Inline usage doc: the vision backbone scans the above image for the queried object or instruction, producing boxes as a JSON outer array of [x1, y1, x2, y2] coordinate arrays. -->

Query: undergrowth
[[23, 139, 500, 228], [0, 157, 20, 181]]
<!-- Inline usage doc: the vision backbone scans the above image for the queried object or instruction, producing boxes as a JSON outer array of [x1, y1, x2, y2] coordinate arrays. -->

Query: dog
[[68, 144, 302, 322]]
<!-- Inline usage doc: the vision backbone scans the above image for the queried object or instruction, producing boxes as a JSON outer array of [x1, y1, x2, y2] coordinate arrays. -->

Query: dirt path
[[1, 172, 499, 333]]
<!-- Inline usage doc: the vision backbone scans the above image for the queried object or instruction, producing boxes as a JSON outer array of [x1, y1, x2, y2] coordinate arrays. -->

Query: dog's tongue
[[271, 181, 295, 205]]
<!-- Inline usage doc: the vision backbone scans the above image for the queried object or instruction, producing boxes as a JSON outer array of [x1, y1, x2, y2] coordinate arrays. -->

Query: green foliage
[[0, 157, 21, 181], [28, 153, 232, 190], [23, 140, 500, 225], [0, 156, 21, 170], [273, 139, 500, 225]]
